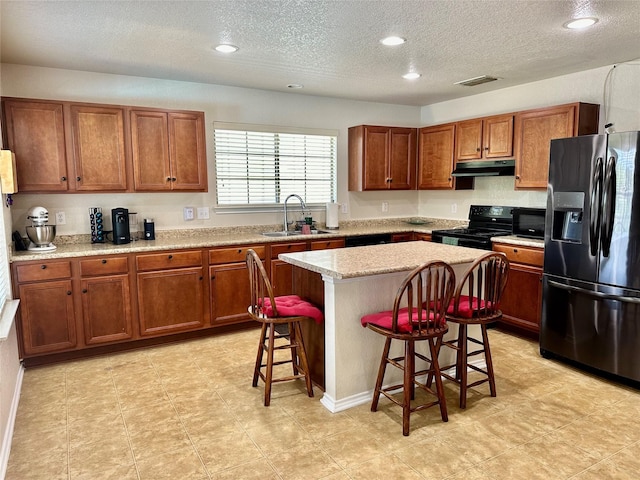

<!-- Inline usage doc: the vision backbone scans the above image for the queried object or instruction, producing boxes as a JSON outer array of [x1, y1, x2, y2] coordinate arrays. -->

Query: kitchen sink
[[262, 230, 335, 237]]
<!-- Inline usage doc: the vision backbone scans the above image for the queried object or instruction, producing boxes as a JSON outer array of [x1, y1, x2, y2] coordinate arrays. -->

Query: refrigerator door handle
[[600, 155, 616, 257], [589, 156, 603, 256], [548, 280, 640, 304]]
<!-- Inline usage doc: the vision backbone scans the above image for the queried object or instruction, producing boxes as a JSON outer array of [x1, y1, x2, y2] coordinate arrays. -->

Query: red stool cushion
[[262, 295, 324, 323], [361, 307, 436, 333], [446, 295, 487, 318]]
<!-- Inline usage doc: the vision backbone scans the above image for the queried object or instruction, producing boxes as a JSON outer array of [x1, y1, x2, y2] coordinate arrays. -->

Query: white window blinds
[[214, 123, 337, 206]]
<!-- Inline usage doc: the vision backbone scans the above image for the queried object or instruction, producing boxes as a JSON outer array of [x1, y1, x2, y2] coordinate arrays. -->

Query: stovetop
[[432, 205, 514, 240]]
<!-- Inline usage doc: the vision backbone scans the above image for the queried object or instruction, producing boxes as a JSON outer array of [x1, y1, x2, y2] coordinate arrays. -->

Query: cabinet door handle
[[101, 259, 107, 264], [66, 290, 72, 295], [476, 147, 481, 152], [77, 176, 81, 181], [168, 255, 173, 259], [41, 265, 47, 269], [237, 249, 242, 254], [82, 289, 87, 294], [515, 175, 520, 180], [166, 177, 172, 182], [484, 147, 489, 151], [199, 276, 203, 280], [61, 176, 67, 181], [171, 177, 177, 182], [211, 275, 215, 280]]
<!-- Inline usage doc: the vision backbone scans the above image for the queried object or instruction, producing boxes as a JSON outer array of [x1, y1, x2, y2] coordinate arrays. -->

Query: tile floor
[[6, 327, 640, 480]]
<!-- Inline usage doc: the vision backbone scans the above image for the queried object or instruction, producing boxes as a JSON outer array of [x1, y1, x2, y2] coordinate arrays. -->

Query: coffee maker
[[111, 207, 130, 245]]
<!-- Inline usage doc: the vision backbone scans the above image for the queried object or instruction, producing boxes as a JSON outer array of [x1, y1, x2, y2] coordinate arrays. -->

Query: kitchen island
[[279, 240, 488, 412]]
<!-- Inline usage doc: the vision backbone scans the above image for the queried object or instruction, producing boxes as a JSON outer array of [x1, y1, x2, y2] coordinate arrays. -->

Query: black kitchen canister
[[143, 218, 155, 240]]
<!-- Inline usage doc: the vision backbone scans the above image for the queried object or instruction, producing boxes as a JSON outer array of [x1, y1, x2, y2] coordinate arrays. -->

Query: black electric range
[[431, 205, 514, 250]]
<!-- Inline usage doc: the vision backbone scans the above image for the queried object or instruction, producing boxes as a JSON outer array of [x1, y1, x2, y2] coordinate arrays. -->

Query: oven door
[[431, 233, 490, 250]]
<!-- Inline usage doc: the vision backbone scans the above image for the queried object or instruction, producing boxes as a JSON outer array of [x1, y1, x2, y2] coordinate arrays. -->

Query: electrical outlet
[[451, 203, 458, 214], [55, 211, 66, 225], [381, 202, 389, 213], [183, 207, 195, 221], [197, 207, 210, 220], [340, 203, 348, 214]]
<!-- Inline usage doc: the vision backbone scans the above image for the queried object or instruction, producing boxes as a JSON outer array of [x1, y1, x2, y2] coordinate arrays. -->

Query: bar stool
[[246, 249, 322, 406], [440, 252, 510, 409], [361, 261, 456, 436]]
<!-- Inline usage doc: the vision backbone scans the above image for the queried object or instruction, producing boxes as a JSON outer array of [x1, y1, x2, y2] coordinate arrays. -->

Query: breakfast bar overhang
[[279, 240, 488, 413]]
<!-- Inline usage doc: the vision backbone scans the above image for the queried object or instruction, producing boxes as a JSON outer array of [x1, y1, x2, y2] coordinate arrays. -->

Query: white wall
[[2, 62, 639, 232], [418, 61, 640, 219], [1, 64, 422, 235]]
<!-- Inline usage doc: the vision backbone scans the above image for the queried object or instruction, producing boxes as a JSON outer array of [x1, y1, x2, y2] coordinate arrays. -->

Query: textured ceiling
[[1, 0, 639, 106]]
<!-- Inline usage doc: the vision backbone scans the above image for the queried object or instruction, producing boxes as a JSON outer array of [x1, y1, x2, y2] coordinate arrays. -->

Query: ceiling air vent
[[454, 75, 499, 87]]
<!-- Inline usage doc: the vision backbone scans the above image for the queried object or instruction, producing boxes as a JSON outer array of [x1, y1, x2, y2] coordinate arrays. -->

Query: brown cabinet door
[[499, 263, 543, 333], [514, 105, 577, 189], [18, 280, 77, 355], [270, 259, 295, 297], [169, 112, 207, 191], [388, 128, 416, 189], [70, 105, 128, 191], [418, 124, 455, 189], [483, 114, 514, 158], [2, 99, 69, 192], [362, 126, 391, 190], [131, 109, 172, 191], [81, 274, 133, 345], [210, 262, 254, 326], [455, 119, 483, 160], [137, 267, 206, 336]]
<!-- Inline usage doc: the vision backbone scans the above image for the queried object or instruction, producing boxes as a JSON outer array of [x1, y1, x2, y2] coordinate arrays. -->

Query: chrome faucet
[[283, 194, 306, 232]]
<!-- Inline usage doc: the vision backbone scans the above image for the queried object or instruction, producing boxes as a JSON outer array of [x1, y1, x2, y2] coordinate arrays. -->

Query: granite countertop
[[491, 235, 544, 249], [278, 241, 488, 279], [11, 217, 542, 262]]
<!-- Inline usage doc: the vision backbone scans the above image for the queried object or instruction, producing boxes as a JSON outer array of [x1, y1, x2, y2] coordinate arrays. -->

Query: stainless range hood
[[451, 159, 515, 177]]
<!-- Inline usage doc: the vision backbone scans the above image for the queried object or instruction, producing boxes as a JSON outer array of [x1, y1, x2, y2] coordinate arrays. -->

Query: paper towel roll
[[326, 202, 339, 229]]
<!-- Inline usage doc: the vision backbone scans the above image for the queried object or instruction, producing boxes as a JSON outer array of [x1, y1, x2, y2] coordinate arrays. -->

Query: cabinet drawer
[[79, 256, 129, 276], [209, 245, 266, 264], [15, 260, 72, 283], [310, 238, 345, 251], [270, 242, 307, 258], [136, 250, 203, 271], [493, 243, 543, 267]]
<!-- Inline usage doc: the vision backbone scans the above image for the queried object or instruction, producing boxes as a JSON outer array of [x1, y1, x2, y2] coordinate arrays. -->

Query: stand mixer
[[26, 206, 57, 252]]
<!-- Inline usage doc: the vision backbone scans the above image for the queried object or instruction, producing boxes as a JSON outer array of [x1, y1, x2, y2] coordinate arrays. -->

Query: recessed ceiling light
[[380, 36, 406, 46], [214, 44, 239, 53], [402, 72, 421, 80], [287, 84, 304, 89], [564, 17, 598, 29]]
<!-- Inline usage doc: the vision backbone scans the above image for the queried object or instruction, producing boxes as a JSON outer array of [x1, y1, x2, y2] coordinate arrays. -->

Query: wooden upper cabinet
[[418, 124, 455, 189], [348, 125, 417, 191], [455, 114, 513, 161], [131, 109, 207, 191], [1, 99, 69, 192], [70, 105, 128, 191], [514, 102, 599, 189]]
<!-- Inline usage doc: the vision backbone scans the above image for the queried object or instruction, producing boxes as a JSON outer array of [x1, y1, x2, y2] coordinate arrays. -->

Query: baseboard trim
[[0, 363, 24, 479], [320, 359, 486, 413]]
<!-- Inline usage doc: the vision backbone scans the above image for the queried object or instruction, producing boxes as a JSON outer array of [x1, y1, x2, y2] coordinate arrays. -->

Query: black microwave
[[512, 207, 546, 239]]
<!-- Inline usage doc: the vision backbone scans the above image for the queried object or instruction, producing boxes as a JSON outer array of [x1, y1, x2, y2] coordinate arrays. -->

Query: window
[[214, 123, 337, 207]]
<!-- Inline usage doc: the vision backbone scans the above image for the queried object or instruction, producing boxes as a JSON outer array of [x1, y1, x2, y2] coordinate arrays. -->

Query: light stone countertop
[[11, 217, 542, 263], [278, 240, 488, 279], [491, 235, 544, 249], [10, 217, 467, 262]]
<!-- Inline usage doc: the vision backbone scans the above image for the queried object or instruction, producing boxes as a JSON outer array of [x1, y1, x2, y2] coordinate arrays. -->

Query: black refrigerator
[[541, 131, 640, 383]]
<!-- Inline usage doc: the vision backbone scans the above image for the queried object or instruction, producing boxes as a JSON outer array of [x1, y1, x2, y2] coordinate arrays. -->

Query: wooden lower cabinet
[[270, 242, 307, 297], [17, 280, 77, 356], [413, 233, 432, 241], [137, 267, 207, 336], [13, 260, 77, 356], [209, 245, 266, 326], [493, 242, 544, 334], [80, 275, 133, 344]]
